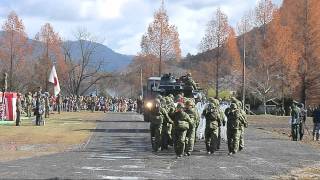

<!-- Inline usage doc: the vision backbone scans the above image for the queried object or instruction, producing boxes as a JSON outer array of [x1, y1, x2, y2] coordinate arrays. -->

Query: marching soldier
[[184, 100, 199, 156], [231, 98, 247, 151], [225, 103, 246, 155], [160, 97, 173, 150], [172, 103, 191, 158], [150, 99, 165, 152], [202, 97, 223, 154]]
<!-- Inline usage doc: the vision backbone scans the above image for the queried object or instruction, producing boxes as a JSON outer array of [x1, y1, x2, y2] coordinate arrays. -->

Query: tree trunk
[[263, 96, 267, 115]]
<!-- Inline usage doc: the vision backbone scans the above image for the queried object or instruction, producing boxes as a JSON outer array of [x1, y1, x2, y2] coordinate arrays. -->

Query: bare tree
[[248, 63, 279, 114], [63, 28, 110, 95], [200, 8, 232, 98], [254, 0, 276, 40]]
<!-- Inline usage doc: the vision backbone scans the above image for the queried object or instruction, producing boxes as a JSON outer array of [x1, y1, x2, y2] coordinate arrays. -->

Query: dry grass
[[0, 112, 104, 162], [275, 165, 320, 180], [248, 115, 320, 179], [248, 115, 319, 148]]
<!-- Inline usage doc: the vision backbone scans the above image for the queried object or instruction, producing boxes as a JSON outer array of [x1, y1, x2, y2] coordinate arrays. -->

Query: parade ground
[[0, 112, 319, 179]]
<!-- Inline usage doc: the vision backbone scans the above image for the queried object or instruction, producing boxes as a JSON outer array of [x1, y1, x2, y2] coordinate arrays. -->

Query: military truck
[[143, 73, 202, 122]]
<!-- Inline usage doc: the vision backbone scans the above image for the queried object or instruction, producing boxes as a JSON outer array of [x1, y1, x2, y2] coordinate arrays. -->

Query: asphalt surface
[[0, 113, 320, 179]]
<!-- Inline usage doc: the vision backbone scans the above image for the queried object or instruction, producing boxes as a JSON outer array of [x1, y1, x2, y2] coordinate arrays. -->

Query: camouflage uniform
[[184, 100, 199, 156], [216, 99, 225, 150], [291, 102, 301, 141], [233, 100, 247, 151], [202, 98, 223, 154], [225, 103, 245, 154], [16, 94, 22, 126], [161, 97, 174, 149], [25, 92, 33, 117], [44, 94, 50, 118], [172, 103, 191, 158], [150, 99, 164, 152], [35, 95, 44, 126]]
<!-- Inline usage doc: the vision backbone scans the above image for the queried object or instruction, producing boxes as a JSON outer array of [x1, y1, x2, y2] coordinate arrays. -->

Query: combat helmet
[[185, 100, 193, 107], [230, 103, 237, 109], [208, 97, 215, 103]]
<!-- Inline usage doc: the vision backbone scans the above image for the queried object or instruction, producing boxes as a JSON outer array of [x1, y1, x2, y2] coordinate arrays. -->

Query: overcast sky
[[0, 0, 282, 56]]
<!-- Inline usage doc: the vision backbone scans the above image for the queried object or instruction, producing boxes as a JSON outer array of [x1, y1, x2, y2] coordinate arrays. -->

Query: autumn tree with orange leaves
[[34, 23, 65, 91], [281, 0, 320, 106], [0, 11, 30, 91], [200, 8, 232, 98], [141, 2, 181, 76]]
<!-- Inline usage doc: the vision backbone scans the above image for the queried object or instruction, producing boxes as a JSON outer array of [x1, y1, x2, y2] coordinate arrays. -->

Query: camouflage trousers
[[205, 126, 219, 153], [45, 107, 50, 118], [291, 124, 300, 141], [185, 124, 196, 154], [26, 105, 32, 117], [227, 128, 240, 153], [150, 123, 162, 152], [161, 123, 172, 149], [239, 126, 245, 150], [173, 128, 188, 156]]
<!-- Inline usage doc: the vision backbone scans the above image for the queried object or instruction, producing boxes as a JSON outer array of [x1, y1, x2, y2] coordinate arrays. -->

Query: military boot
[[206, 144, 210, 154]]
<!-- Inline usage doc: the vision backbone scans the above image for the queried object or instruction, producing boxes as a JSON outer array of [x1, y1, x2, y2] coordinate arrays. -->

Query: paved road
[[0, 113, 319, 179]]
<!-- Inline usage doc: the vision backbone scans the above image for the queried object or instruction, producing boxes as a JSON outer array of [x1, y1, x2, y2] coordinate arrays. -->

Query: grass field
[[0, 112, 104, 162]]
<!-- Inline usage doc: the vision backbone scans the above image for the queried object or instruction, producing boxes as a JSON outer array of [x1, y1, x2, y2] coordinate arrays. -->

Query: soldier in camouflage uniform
[[202, 97, 224, 154], [150, 99, 165, 152], [215, 98, 226, 150], [172, 103, 191, 158], [16, 93, 22, 126], [225, 103, 246, 155], [25, 92, 33, 117], [35, 93, 44, 126], [291, 101, 301, 141], [185, 73, 197, 90], [184, 100, 199, 156], [161, 96, 174, 150], [44, 93, 50, 118], [231, 98, 248, 151]]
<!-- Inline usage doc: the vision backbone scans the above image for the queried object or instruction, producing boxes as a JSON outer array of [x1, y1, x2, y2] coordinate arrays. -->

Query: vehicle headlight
[[146, 102, 153, 109]]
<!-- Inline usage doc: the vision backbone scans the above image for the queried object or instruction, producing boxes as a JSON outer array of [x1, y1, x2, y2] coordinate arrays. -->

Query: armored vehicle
[[143, 73, 202, 122]]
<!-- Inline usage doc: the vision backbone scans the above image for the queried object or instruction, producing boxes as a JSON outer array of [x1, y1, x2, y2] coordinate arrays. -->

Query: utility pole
[[242, 33, 246, 110], [140, 68, 143, 98]]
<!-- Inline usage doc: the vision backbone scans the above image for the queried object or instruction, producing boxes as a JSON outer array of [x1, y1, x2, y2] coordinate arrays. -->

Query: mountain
[[64, 40, 134, 72], [0, 31, 134, 72]]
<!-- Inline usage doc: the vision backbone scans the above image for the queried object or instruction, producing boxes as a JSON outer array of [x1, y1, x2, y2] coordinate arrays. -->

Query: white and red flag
[[48, 66, 61, 96]]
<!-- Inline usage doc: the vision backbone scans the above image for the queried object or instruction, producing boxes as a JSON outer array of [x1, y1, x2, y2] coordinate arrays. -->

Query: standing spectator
[[137, 96, 143, 114], [16, 93, 22, 126], [312, 105, 320, 141]]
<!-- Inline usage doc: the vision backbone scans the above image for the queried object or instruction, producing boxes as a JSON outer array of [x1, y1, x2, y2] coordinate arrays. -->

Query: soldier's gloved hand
[[222, 122, 226, 126]]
